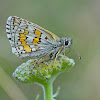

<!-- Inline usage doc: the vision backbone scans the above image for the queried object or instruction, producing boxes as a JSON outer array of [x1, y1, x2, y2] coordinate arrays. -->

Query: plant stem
[[42, 81, 54, 100], [42, 74, 57, 100]]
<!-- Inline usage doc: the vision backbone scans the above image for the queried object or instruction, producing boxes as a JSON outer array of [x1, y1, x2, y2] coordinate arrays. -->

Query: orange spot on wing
[[26, 48, 31, 53], [24, 30, 29, 35], [24, 45, 29, 49], [19, 31, 30, 52], [33, 37, 39, 44], [35, 30, 41, 37], [24, 45, 31, 53], [21, 41, 26, 46], [20, 34, 26, 41]]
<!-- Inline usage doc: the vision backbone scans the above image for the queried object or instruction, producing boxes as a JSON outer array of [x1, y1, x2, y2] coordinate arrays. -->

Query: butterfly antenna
[[72, 47, 81, 60]]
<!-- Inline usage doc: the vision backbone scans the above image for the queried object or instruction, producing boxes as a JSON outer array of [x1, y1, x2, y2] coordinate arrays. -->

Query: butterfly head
[[60, 37, 72, 48]]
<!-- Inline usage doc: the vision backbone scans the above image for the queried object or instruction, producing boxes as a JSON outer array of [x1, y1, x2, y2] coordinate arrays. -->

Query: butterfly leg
[[63, 47, 67, 63], [54, 46, 64, 64], [35, 51, 53, 67], [32, 58, 41, 66], [63, 47, 66, 56]]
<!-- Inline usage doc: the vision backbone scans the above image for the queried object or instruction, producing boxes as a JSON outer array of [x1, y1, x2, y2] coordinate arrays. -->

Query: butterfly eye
[[65, 40, 69, 45]]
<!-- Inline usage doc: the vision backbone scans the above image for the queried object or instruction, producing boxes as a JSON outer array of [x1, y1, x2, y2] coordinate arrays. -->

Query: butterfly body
[[6, 16, 72, 61]]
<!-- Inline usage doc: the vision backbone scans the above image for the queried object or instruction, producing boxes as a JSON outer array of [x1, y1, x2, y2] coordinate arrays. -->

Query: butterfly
[[6, 16, 72, 63]]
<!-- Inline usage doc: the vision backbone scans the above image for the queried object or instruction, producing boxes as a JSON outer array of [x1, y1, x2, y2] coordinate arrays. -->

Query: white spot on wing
[[16, 41, 21, 45], [17, 28, 24, 33], [22, 50, 26, 53], [7, 21, 11, 25], [6, 25, 10, 29], [32, 48, 36, 51], [11, 21, 13, 25], [27, 25, 35, 32], [19, 46, 23, 50], [7, 16, 12, 21], [30, 45, 35, 48], [21, 53, 30, 57], [11, 33, 15, 37], [15, 36, 19, 41], [12, 47, 17, 54], [25, 35, 34, 42], [6, 29, 10, 33], [41, 34, 46, 39], [13, 26, 18, 30], [39, 47, 44, 50], [7, 34, 12, 38], [19, 23, 26, 28], [14, 23, 19, 26]]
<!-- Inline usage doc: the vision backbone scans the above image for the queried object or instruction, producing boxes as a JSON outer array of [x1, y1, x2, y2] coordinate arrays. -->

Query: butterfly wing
[[6, 16, 60, 58]]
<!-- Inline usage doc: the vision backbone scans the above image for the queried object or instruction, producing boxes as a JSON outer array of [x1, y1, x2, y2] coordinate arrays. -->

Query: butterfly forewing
[[6, 16, 60, 58]]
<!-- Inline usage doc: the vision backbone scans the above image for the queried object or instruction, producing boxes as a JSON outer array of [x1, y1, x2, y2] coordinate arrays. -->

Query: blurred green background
[[0, 0, 100, 100]]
